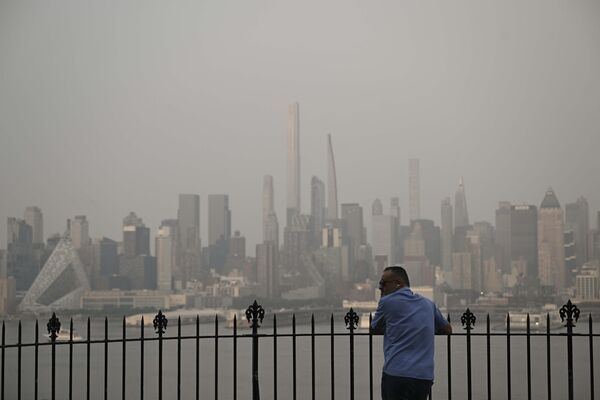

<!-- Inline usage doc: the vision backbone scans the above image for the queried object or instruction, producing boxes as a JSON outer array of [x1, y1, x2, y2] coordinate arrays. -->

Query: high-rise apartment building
[[311, 176, 326, 244], [538, 188, 565, 293], [341, 203, 365, 266], [287, 102, 301, 225], [510, 205, 538, 281], [565, 197, 589, 267], [256, 242, 279, 298], [390, 197, 401, 264], [454, 177, 470, 228], [156, 223, 175, 291], [495, 202, 512, 273], [70, 215, 90, 249], [178, 194, 200, 253], [408, 159, 420, 221], [327, 134, 339, 221], [263, 176, 279, 246], [208, 195, 231, 246], [441, 198, 453, 272], [24, 207, 43, 244], [6, 218, 35, 291], [122, 212, 150, 257], [371, 199, 395, 267]]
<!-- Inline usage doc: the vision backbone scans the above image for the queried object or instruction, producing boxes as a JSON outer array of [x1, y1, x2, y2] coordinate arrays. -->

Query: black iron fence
[[0, 299, 597, 400]]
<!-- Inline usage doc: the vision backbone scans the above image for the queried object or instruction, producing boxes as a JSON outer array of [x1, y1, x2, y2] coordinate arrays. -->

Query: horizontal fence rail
[[0, 299, 598, 400]]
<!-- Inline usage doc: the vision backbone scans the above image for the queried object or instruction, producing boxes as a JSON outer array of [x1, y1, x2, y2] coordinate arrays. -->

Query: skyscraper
[[122, 212, 150, 257], [441, 197, 453, 272], [310, 176, 326, 244], [341, 203, 365, 265], [565, 196, 589, 267], [390, 197, 401, 264], [178, 194, 200, 253], [208, 194, 231, 271], [327, 134, 339, 221], [287, 102, 301, 225], [371, 199, 395, 267], [256, 241, 279, 298], [208, 194, 231, 246], [510, 205, 538, 280], [24, 207, 43, 244], [263, 176, 279, 246], [70, 215, 89, 249], [408, 159, 420, 221], [454, 177, 470, 229], [538, 188, 565, 293], [495, 202, 512, 273], [156, 223, 175, 291]]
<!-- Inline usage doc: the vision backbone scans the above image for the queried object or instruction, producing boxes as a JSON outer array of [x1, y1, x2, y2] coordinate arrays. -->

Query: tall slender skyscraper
[[24, 207, 43, 244], [327, 133, 339, 221], [287, 102, 301, 225], [538, 188, 565, 293], [454, 177, 470, 228], [441, 197, 453, 272], [495, 202, 512, 273], [156, 223, 175, 292], [372, 199, 395, 266], [263, 176, 279, 246], [408, 159, 420, 221], [311, 176, 326, 243]]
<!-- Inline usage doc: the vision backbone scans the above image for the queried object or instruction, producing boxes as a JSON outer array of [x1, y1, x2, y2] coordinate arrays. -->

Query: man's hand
[[370, 319, 385, 335], [436, 323, 452, 335]]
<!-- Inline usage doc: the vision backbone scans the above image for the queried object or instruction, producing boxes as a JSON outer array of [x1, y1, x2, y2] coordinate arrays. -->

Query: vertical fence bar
[[507, 313, 511, 400], [195, 315, 199, 400], [369, 313, 373, 400], [546, 313, 551, 400], [589, 314, 594, 400], [330, 314, 335, 400], [17, 321, 22, 400], [104, 317, 108, 400], [487, 314, 491, 400], [447, 314, 452, 400], [178, 316, 181, 400], [560, 300, 580, 400], [122, 317, 126, 400], [311, 314, 315, 400], [34, 320, 38, 400], [527, 314, 531, 400], [461, 309, 475, 400], [69, 319, 73, 400], [140, 316, 144, 400], [1, 321, 4, 400], [345, 309, 358, 400], [214, 315, 218, 400], [292, 314, 297, 400], [233, 315, 237, 400], [86, 317, 90, 400], [51, 316, 57, 400], [273, 315, 277, 400], [158, 313, 164, 400], [246, 300, 264, 400]]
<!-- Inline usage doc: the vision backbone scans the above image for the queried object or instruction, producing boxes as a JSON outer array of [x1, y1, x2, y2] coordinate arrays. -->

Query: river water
[[1, 316, 599, 399]]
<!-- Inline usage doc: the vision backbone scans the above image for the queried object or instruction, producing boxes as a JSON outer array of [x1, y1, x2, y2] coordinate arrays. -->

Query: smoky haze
[[1, 0, 599, 250]]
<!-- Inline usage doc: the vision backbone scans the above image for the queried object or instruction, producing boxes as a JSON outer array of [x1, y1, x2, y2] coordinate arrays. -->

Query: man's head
[[379, 265, 410, 296]]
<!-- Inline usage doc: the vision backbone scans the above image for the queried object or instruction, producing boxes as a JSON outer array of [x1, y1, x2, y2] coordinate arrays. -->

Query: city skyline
[[1, 1, 600, 253]]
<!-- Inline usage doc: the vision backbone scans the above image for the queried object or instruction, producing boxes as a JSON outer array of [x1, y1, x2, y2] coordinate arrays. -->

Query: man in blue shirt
[[371, 265, 452, 400]]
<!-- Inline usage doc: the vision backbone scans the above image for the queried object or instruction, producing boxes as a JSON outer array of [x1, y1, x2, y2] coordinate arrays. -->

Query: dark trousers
[[381, 373, 433, 400]]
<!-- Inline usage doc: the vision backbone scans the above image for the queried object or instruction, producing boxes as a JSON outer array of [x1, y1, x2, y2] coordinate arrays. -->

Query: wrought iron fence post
[[345, 308, 359, 400], [47, 313, 61, 400], [246, 300, 265, 400], [153, 310, 168, 400], [461, 308, 476, 400], [559, 299, 580, 400]]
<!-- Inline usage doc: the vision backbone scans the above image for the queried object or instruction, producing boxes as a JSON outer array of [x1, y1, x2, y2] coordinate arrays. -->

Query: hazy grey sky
[[1, 0, 599, 251]]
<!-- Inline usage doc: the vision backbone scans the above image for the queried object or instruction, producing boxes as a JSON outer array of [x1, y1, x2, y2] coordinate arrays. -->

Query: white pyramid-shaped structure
[[19, 233, 90, 312]]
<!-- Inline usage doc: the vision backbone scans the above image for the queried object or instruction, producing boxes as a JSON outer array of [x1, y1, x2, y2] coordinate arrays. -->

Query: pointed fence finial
[[153, 310, 168, 335]]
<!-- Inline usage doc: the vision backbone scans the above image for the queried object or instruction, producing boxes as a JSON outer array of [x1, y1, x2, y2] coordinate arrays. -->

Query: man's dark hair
[[383, 265, 410, 287]]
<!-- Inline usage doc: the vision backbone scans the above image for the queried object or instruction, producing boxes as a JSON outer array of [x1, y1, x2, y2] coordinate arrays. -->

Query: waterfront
[[1, 316, 599, 400]]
